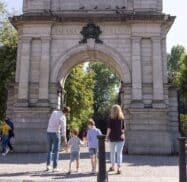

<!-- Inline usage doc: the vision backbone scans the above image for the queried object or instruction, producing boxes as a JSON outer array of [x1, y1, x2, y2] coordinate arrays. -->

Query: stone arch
[[50, 43, 131, 85]]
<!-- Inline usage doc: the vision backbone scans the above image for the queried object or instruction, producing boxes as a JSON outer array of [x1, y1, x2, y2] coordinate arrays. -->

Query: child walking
[[86, 119, 102, 174], [67, 128, 84, 174]]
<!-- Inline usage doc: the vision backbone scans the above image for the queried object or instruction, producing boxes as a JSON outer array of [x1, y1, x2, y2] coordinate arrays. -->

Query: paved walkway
[[0, 147, 179, 182]]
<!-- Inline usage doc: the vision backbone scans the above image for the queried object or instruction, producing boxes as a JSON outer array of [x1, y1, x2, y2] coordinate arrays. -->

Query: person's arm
[[106, 128, 111, 141], [79, 138, 85, 146], [122, 120, 126, 134], [106, 120, 111, 141], [60, 115, 67, 144], [86, 130, 90, 145]]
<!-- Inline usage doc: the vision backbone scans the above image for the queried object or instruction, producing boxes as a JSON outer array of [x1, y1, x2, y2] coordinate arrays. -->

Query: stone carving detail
[[79, 22, 103, 44]]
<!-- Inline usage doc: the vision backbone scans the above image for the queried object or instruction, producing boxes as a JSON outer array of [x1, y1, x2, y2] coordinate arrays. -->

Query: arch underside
[[51, 44, 131, 86]]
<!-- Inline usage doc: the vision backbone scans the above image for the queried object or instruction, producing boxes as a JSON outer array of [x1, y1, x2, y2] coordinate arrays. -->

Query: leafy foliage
[[0, 3, 17, 119], [64, 64, 95, 130], [167, 45, 186, 85], [88, 63, 120, 133], [167, 45, 187, 119], [180, 114, 187, 136], [177, 55, 187, 101]]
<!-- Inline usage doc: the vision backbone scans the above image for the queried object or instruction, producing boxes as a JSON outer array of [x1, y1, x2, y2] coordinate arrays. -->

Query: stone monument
[[8, 0, 178, 154]]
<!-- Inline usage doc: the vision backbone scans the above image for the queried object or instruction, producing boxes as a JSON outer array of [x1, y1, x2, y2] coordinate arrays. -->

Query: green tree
[[64, 64, 95, 130], [177, 55, 187, 101], [89, 63, 120, 132], [0, 2, 17, 119], [167, 45, 186, 84]]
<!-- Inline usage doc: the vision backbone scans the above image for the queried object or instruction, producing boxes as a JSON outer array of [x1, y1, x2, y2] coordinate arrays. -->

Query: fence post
[[97, 135, 108, 182], [178, 137, 186, 182]]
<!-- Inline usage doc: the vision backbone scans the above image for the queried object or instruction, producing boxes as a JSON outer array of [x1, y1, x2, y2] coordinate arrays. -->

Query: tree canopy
[[167, 45, 186, 85], [88, 62, 120, 132], [0, 2, 17, 119], [177, 55, 187, 101], [64, 64, 95, 130]]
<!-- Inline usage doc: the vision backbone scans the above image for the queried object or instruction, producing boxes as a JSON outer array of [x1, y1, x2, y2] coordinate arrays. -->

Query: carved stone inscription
[[52, 24, 131, 36]]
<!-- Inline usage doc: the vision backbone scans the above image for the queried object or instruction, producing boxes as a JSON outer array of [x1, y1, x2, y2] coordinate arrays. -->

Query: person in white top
[[46, 106, 70, 172]]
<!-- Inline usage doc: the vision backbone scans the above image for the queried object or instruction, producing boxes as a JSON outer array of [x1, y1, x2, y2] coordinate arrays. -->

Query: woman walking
[[106, 104, 126, 174]]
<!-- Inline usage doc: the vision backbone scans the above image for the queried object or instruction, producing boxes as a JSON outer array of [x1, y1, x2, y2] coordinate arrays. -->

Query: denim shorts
[[89, 148, 97, 157], [70, 151, 80, 161]]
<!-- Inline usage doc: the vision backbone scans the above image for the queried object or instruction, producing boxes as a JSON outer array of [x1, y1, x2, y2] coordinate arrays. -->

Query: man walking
[[46, 106, 70, 172]]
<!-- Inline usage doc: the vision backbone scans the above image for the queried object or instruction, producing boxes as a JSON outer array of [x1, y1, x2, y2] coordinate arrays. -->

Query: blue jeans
[[110, 141, 125, 167], [47, 132, 61, 168], [2, 135, 9, 153]]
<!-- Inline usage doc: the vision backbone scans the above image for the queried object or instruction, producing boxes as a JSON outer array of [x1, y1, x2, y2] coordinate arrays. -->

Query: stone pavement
[[0, 146, 179, 182]]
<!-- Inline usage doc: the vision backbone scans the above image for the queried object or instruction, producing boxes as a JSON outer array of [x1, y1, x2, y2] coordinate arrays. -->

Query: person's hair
[[62, 106, 71, 113], [88, 118, 95, 126], [110, 104, 124, 120], [71, 128, 79, 136]]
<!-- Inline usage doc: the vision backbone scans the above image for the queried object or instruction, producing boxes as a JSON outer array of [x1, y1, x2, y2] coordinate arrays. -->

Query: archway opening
[[52, 48, 131, 139], [58, 61, 122, 137]]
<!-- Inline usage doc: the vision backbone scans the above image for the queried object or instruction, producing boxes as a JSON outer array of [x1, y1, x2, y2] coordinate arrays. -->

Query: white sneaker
[[5, 149, 9, 155], [46, 165, 51, 171], [92, 168, 96, 174], [53, 168, 60, 172]]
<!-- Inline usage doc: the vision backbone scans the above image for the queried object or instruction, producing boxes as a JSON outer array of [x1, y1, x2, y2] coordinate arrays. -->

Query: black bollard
[[178, 137, 187, 182], [97, 135, 108, 182]]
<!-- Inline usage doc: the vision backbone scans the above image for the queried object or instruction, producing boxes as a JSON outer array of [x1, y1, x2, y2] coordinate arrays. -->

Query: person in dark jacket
[[106, 105, 126, 174], [5, 117, 15, 152]]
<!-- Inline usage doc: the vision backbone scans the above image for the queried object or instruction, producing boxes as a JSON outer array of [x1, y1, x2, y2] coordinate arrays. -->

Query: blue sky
[[2, 0, 187, 52]]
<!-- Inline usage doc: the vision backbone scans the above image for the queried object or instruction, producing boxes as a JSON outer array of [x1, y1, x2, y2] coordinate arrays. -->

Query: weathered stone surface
[[23, 0, 163, 13]]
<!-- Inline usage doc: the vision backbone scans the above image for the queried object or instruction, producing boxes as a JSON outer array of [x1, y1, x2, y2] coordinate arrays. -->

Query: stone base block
[[127, 130, 172, 154], [14, 127, 48, 153], [127, 108, 174, 155], [12, 107, 51, 152]]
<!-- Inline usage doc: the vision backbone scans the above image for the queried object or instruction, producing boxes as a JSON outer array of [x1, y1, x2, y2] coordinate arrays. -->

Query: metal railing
[[178, 137, 187, 182]]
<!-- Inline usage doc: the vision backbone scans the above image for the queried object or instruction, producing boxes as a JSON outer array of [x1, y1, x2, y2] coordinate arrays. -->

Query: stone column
[[15, 38, 22, 83], [152, 37, 164, 102], [162, 37, 168, 84], [38, 37, 51, 105], [131, 37, 143, 103], [17, 37, 31, 105]]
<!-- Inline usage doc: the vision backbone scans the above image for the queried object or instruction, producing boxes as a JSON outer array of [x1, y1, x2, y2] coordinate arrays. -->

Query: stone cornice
[[10, 12, 175, 29]]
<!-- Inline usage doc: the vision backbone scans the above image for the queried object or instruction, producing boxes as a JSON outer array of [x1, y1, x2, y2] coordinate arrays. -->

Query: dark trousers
[[7, 136, 13, 150]]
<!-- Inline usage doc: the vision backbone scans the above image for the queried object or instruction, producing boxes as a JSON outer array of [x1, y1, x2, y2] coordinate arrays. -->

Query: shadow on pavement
[[0, 152, 178, 167], [123, 155, 178, 166], [0, 170, 96, 180]]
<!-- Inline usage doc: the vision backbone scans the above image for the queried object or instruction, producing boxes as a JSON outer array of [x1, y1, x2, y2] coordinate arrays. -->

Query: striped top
[[68, 136, 84, 152]]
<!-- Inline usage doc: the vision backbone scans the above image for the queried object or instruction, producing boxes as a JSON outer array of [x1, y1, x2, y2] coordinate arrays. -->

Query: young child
[[1, 120, 11, 156], [67, 128, 84, 174], [86, 119, 102, 174]]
